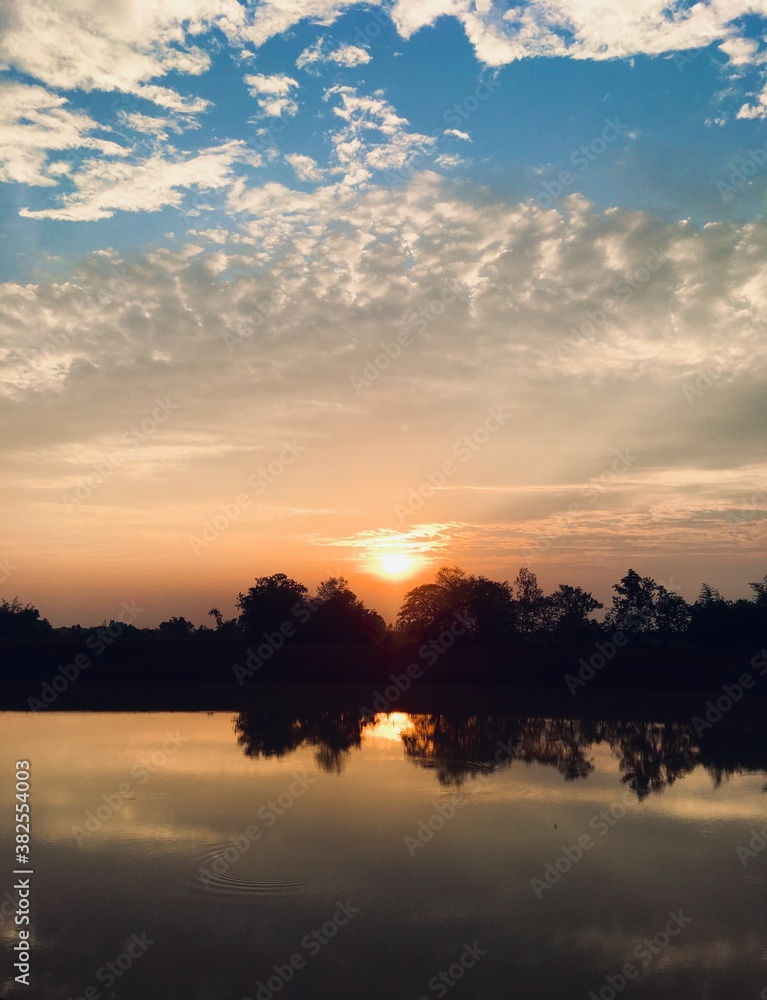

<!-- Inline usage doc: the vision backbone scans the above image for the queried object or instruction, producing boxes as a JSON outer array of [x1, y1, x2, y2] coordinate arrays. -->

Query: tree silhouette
[[604, 569, 688, 641], [396, 566, 518, 643], [236, 573, 311, 638], [465, 576, 517, 643], [750, 574, 767, 606], [546, 584, 603, 641], [158, 616, 195, 639], [396, 566, 473, 641], [308, 577, 386, 644], [0, 598, 52, 639], [654, 586, 691, 643], [207, 606, 240, 638]]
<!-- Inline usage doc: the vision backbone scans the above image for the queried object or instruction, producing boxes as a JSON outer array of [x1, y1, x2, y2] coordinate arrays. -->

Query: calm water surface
[[1, 701, 766, 999]]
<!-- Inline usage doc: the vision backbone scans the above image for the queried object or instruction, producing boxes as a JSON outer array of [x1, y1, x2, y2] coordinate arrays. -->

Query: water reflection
[[233, 707, 767, 798], [2, 700, 767, 1000], [235, 708, 365, 774]]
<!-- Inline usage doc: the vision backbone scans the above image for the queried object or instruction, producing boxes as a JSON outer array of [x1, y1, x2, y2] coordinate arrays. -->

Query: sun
[[378, 552, 414, 578], [362, 530, 432, 579]]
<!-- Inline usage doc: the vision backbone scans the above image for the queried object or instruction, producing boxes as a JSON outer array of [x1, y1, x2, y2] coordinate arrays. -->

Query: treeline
[[2, 566, 767, 649]]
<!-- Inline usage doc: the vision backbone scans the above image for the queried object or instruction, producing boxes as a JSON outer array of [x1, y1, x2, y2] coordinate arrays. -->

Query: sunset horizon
[[3, 0, 767, 629]]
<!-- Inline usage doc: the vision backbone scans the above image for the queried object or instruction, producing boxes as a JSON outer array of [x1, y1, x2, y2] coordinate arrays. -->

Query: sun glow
[[379, 552, 414, 577], [367, 711, 412, 741], [355, 528, 440, 580]]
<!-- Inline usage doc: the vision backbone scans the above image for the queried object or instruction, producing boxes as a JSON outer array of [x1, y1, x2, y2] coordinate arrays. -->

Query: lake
[[1, 693, 766, 999]]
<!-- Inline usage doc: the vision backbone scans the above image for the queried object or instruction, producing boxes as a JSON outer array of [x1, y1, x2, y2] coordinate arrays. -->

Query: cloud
[[3, 176, 767, 593], [737, 83, 767, 118], [285, 153, 326, 182], [327, 43, 372, 67], [231, 0, 361, 49], [244, 73, 300, 117], [435, 153, 465, 168], [444, 128, 471, 141], [323, 85, 437, 184], [389, 0, 763, 67], [297, 38, 371, 69], [4, 176, 767, 452], [116, 111, 198, 139], [0, 82, 128, 187], [18, 140, 258, 220], [3, 0, 767, 124], [0, 0, 216, 110]]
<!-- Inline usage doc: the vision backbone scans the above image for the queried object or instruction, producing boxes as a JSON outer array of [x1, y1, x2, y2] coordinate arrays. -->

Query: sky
[[1, 0, 767, 627]]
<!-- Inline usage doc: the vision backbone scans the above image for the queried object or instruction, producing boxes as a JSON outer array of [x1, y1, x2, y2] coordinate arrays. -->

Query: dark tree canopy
[[397, 566, 517, 643], [514, 567, 546, 636], [603, 570, 691, 644], [546, 585, 603, 641], [158, 616, 195, 639], [307, 577, 386, 644], [6, 564, 767, 654], [0, 598, 52, 639], [236, 574, 310, 639]]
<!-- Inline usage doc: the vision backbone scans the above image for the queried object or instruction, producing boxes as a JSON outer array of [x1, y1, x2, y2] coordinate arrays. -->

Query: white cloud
[[285, 153, 326, 182], [0, 0, 217, 110], [385, 0, 767, 69], [297, 38, 371, 69], [435, 153, 465, 168], [116, 111, 196, 139], [3, 178, 767, 591], [231, 0, 362, 49], [244, 73, 300, 117], [0, 82, 128, 187], [329, 43, 372, 66], [737, 83, 767, 118], [444, 128, 471, 141], [323, 85, 437, 185], [18, 140, 257, 221]]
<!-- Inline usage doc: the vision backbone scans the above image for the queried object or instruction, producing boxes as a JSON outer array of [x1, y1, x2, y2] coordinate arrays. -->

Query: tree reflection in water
[[233, 705, 767, 797], [235, 709, 366, 774]]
